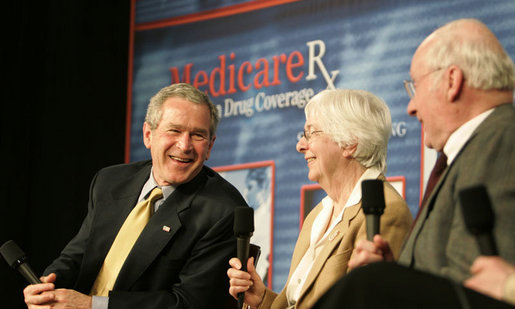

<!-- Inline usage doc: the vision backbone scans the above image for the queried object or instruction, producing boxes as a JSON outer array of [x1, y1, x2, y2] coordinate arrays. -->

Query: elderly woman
[[227, 89, 413, 309]]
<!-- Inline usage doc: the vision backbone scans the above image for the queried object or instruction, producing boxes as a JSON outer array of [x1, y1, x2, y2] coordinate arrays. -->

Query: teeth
[[307, 158, 315, 163], [170, 156, 192, 163]]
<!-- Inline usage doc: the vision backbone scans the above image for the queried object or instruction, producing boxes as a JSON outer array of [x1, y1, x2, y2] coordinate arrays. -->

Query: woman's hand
[[227, 257, 266, 308]]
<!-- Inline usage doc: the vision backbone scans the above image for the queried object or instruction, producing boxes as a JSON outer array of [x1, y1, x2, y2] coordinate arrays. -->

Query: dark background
[[1, 1, 130, 307]]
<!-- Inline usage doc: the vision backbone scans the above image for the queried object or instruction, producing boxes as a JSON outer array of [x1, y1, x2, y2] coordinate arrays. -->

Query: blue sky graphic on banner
[[129, 0, 515, 290]]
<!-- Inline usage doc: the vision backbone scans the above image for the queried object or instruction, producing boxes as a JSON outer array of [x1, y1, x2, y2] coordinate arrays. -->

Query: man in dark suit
[[315, 18, 515, 307], [23, 83, 247, 308]]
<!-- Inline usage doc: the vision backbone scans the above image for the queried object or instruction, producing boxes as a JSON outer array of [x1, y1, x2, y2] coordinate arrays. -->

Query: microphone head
[[234, 207, 254, 236], [459, 185, 495, 235], [0, 240, 26, 269], [361, 179, 385, 215]]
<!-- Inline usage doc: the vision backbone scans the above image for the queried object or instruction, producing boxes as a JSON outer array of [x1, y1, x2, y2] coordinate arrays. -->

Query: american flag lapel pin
[[162, 225, 171, 232]]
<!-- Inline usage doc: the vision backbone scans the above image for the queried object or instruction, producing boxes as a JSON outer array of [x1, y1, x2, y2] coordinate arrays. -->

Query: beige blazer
[[259, 176, 413, 309]]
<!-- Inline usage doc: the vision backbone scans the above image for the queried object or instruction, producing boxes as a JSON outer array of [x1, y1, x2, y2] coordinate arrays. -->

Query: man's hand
[[23, 273, 92, 309], [464, 256, 515, 300], [348, 235, 394, 270]]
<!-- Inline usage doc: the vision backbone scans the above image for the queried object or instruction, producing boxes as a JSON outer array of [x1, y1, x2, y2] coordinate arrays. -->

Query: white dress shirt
[[285, 167, 381, 306]]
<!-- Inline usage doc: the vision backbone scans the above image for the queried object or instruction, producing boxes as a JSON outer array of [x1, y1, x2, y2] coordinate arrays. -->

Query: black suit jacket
[[45, 160, 247, 308]]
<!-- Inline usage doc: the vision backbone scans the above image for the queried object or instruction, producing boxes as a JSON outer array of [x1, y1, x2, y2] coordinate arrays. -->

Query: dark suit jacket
[[399, 103, 515, 283], [44, 160, 247, 308]]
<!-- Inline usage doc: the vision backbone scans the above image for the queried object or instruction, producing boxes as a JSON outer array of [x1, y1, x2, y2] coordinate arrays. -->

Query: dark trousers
[[313, 262, 515, 309]]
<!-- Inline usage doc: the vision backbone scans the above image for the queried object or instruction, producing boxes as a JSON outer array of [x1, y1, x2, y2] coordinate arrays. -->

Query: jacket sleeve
[[43, 172, 100, 288]]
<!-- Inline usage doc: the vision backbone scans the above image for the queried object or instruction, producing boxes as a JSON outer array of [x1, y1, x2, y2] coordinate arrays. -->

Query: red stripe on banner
[[419, 125, 425, 209], [299, 183, 322, 228], [135, 0, 301, 31], [125, 0, 137, 163]]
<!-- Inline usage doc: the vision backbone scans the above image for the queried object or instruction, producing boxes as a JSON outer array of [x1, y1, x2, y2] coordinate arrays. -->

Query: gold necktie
[[90, 187, 163, 296]]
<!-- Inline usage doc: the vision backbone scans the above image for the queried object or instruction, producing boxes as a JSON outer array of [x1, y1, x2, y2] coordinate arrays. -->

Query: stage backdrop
[[127, 0, 515, 290]]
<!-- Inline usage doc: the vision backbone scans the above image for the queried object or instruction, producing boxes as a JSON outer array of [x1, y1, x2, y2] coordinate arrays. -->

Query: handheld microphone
[[459, 185, 498, 256], [361, 179, 386, 241], [0, 240, 42, 284], [233, 207, 254, 309]]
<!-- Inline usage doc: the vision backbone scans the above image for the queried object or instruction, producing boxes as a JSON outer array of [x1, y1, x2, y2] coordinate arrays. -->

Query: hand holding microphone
[[1, 240, 64, 307], [0, 240, 41, 284], [348, 180, 390, 269], [233, 207, 254, 309]]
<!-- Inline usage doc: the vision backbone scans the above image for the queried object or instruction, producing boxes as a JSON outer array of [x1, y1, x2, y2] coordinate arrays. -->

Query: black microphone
[[233, 207, 254, 309], [0, 240, 42, 284], [361, 179, 386, 241], [459, 185, 498, 256]]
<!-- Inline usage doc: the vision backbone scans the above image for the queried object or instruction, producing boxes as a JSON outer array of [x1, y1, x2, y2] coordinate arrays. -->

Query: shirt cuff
[[92, 295, 109, 309], [504, 272, 515, 305]]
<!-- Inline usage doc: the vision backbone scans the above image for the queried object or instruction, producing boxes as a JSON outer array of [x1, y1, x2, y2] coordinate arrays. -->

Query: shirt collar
[[138, 168, 175, 202], [320, 166, 382, 219], [443, 108, 495, 165]]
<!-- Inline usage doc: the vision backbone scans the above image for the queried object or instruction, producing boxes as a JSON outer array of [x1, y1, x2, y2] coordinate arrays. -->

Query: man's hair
[[426, 19, 515, 91], [305, 89, 392, 172], [145, 83, 220, 137]]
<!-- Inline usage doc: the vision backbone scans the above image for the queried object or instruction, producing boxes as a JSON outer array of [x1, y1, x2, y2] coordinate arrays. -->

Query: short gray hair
[[426, 19, 515, 91], [305, 89, 392, 172], [145, 83, 220, 137]]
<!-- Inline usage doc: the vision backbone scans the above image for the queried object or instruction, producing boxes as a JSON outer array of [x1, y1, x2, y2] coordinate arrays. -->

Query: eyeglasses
[[403, 68, 443, 99], [301, 129, 323, 142]]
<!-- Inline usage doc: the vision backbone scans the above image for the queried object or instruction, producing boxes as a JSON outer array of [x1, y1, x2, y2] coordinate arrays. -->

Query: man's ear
[[143, 122, 152, 149], [205, 136, 216, 160], [447, 65, 464, 102]]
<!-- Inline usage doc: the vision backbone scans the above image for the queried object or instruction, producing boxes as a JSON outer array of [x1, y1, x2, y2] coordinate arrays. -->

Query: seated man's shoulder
[[98, 160, 151, 175], [195, 166, 248, 209]]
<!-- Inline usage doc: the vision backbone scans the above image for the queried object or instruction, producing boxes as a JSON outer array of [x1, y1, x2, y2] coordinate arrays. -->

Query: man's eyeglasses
[[403, 68, 443, 99], [301, 129, 323, 142], [403, 80, 416, 99]]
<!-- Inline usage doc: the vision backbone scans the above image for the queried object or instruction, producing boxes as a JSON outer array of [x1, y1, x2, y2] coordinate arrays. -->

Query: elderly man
[[315, 18, 515, 308]]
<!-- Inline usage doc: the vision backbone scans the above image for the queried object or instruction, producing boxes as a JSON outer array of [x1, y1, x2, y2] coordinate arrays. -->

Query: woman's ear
[[343, 143, 357, 158]]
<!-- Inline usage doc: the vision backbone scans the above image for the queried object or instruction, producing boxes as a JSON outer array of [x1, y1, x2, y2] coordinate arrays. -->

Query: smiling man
[[314, 19, 515, 309], [23, 83, 248, 309]]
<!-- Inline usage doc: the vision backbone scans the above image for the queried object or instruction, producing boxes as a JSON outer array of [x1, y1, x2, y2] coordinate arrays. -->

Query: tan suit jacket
[[259, 176, 413, 309]]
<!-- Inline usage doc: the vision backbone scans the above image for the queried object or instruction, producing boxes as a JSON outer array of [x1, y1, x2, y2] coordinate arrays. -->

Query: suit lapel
[[77, 163, 152, 292], [298, 202, 361, 301], [295, 173, 384, 302], [113, 167, 207, 291], [403, 145, 456, 266]]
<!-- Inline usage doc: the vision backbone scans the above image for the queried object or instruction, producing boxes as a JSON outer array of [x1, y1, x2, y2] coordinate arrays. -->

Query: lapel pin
[[329, 230, 340, 241], [162, 225, 171, 232]]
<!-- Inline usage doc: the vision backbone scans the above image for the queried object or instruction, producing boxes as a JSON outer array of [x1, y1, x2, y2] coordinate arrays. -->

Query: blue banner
[[129, 0, 515, 289]]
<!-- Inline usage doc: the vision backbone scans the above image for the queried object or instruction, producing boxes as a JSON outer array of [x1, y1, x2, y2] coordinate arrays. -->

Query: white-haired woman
[[227, 89, 413, 309]]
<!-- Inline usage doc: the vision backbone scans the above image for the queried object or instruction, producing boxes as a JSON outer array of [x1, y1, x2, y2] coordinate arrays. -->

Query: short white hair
[[305, 89, 392, 172], [427, 19, 515, 90]]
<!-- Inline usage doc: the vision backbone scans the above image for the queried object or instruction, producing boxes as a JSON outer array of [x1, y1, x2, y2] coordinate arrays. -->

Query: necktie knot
[[148, 187, 163, 204], [432, 153, 448, 176]]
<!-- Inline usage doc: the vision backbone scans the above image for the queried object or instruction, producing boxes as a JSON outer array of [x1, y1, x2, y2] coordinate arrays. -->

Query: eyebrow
[[167, 124, 209, 136], [305, 124, 320, 130]]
